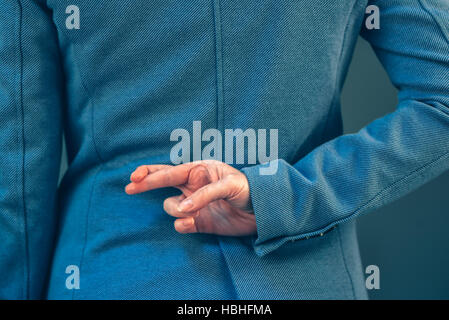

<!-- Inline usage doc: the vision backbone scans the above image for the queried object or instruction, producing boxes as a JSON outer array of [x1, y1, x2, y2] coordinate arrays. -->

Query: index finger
[[130, 164, 172, 182], [125, 162, 198, 194]]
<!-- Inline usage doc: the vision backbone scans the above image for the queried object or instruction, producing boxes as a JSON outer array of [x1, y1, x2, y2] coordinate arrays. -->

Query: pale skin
[[125, 160, 257, 236]]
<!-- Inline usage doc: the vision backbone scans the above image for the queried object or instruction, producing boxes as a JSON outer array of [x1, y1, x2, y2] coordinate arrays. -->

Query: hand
[[125, 160, 257, 236]]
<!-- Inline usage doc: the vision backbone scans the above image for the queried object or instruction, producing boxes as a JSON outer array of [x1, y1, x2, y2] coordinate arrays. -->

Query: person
[[0, 0, 448, 299]]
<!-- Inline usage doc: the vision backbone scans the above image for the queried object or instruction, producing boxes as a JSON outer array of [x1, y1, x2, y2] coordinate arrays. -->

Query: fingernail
[[131, 171, 143, 181], [178, 199, 193, 212], [182, 217, 194, 227]]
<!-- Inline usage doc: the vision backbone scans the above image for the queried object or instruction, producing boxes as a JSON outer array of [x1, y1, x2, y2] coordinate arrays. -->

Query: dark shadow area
[[342, 37, 449, 299]]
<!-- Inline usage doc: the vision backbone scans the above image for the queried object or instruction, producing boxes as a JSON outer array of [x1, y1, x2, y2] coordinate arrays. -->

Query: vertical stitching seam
[[337, 226, 356, 299], [54, 8, 104, 164], [17, 0, 30, 300], [218, 0, 225, 135], [71, 165, 103, 299], [211, 0, 239, 299], [77, 73, 104, 163], [62, 34, 104, 164], [211, 0, 219, 130], [69, 59, 105, 299], [319, 0, 361, 143], [217, 239, 241, 299], [66, 48, 105, 300], [58, 9, 104, 300], [212, 0, 225, 133]]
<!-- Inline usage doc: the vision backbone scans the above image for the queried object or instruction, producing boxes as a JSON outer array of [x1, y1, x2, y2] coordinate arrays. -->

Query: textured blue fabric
[[0, 0, 448, 299]]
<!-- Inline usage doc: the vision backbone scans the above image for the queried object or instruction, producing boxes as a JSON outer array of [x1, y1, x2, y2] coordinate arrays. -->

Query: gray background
[[341, 37, 449, 299], [59, 37, 449, 300]]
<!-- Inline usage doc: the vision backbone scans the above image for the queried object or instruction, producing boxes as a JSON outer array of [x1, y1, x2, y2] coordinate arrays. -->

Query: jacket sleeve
[[0, 0, 63, 299], [242, 0, 449, 257]]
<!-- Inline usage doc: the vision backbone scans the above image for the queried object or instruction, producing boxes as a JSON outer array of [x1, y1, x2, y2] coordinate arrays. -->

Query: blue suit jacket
[[1, 0, 448, 299]]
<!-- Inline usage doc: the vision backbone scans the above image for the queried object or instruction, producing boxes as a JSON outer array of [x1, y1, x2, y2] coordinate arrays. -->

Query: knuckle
[[224, 174, 245, 196], [223, 175, 237, 188]]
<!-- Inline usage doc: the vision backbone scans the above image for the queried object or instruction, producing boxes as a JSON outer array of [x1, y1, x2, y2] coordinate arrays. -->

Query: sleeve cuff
[[241, 159, 338, 257]]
